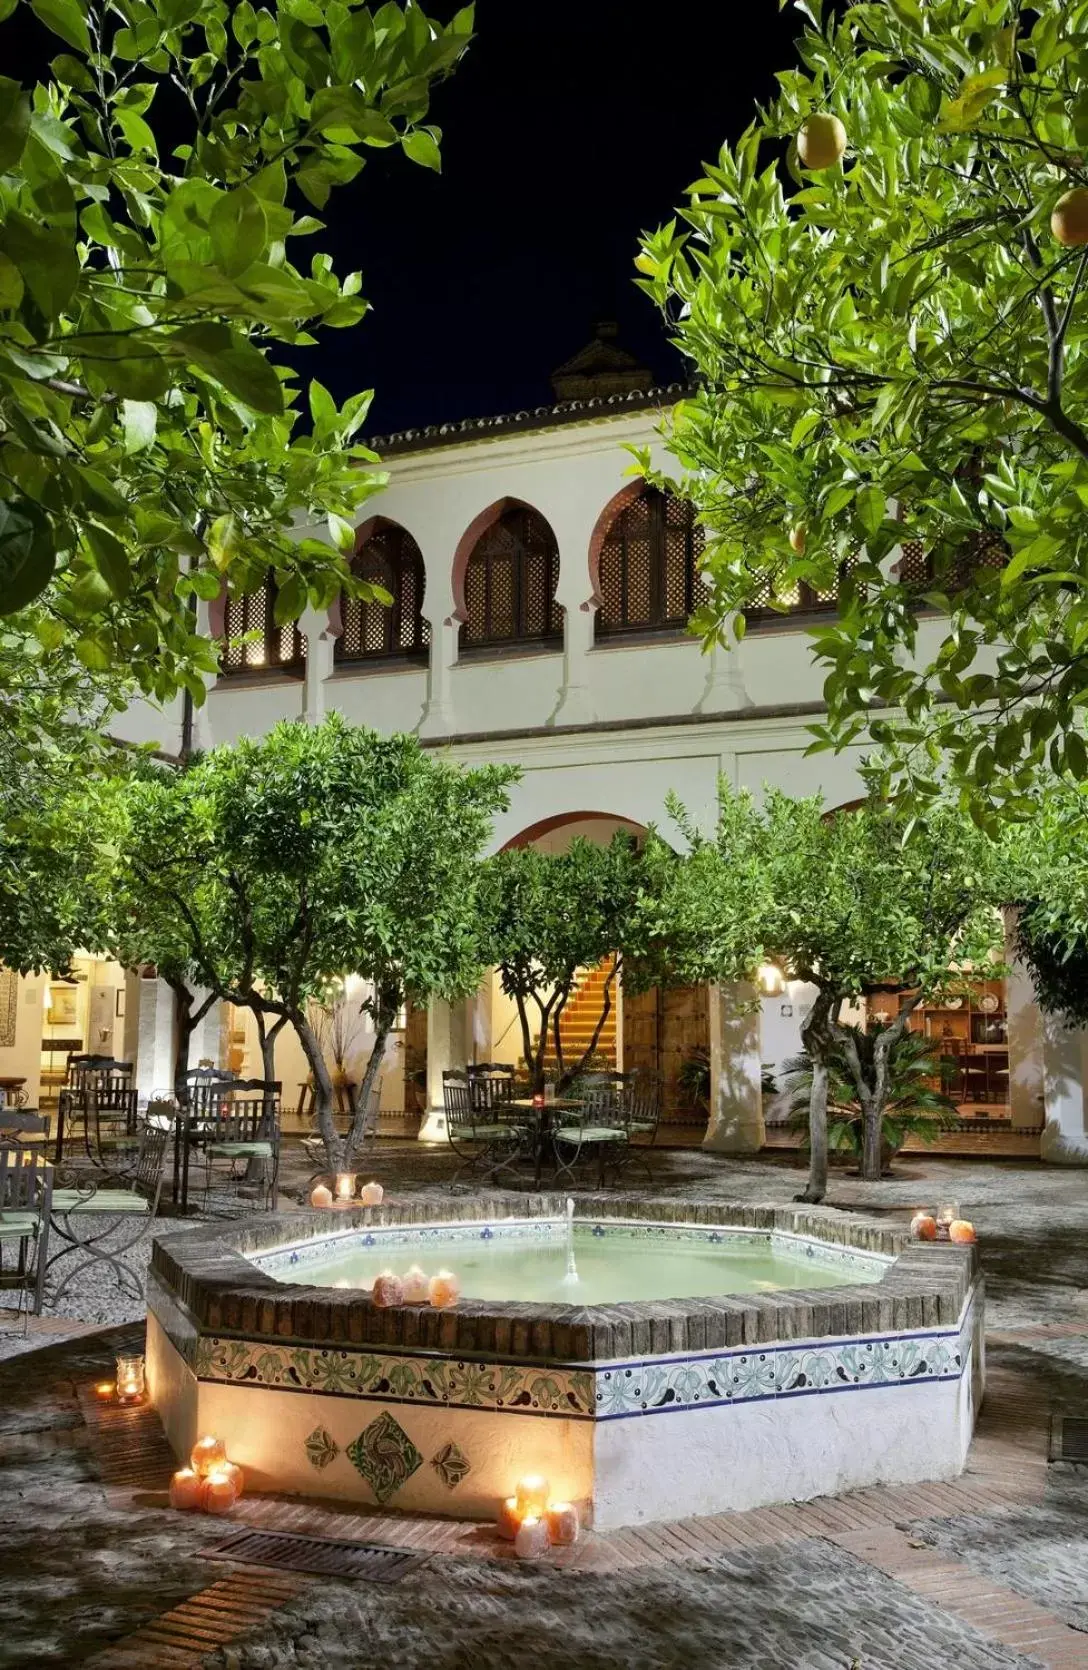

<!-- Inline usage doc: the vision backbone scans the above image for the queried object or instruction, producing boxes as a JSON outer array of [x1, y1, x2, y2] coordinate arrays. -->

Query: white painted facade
[[101, 398, 1086, 1161]]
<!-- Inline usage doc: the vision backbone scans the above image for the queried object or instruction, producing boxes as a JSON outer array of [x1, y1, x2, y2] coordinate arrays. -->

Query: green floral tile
[[304, 1425, 339, 1471], [347, 1411, 423, 1504], [430, 1441, 470, 1490]]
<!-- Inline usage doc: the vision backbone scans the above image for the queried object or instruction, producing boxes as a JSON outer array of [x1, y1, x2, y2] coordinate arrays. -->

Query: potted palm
[[781, 1022, 957, 1173]]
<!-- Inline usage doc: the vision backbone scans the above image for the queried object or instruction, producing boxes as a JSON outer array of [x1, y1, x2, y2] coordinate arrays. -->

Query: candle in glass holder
[[94, 1380, 115, 1403], [402, 1264, 429, 1304], [496, 1496, 522, 1540], [190, 1434, 228, 1477], [545, 1502, 580, 1545], [936, 1202, 959, 1240], [335, 1172, 356, 1204], [359, 1180, 384, 1206], [201, 1468, 239, 1514], [169, 1467, 204, 1510], [114, 1354, 145, 1405], [513, 1516, 551, 1560], [428, 1270, 460, 1309], [514, 1474, 550, 1519], [310, 1183, 333, 1209]]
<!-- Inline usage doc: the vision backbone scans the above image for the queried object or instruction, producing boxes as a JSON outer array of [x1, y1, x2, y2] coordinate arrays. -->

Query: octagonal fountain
[[147, 1195, 983, 1529]]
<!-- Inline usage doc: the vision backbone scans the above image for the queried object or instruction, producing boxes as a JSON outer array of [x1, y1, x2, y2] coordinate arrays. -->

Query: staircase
[[539, 961, 618, 1074]]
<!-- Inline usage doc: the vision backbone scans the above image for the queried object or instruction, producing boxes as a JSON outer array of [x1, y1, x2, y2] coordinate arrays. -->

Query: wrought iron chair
[[47, 1123, 168, 1302], [0, 1144, 53, 1326], [54, 1053, 114, 1160], [620, 1070, 662, 1185], [552, 1078, 630, 1187], [467, 1063, 518, 1117], [201, 1079, 281, 1212], [0, 1109, 51, 1147], [173, 1067, 238, 1211], [443, 1070, 526, 1188]]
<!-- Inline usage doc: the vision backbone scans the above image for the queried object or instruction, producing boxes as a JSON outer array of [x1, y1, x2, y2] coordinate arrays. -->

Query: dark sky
[[10, 0, 803, 435], [310, 1, 803, 435]]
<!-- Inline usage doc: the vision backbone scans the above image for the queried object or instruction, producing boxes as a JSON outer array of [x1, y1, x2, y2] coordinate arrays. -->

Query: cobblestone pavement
[[1, 1145, 1086, 1668]]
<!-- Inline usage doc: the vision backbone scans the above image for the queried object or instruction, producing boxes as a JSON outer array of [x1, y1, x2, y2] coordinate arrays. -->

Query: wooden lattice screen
[[460, 506, 561, 651], [336, 523, 430, 664], [595, 488, 708, 638], [220, 577, 305, 675], [897, 531, 1007, 591]]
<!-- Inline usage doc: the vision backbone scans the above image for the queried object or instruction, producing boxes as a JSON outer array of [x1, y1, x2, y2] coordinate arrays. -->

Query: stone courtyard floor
[[1, 1142, 1086, 1669]]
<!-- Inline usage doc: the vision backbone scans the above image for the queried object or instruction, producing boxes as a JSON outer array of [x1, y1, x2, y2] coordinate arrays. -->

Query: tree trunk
[[165, 976, 216, 1103], [796, 988, 836, 1203], [343, 1018, 392, 1170], [290, 1009, 341, 1169], [859, 1093, 883, 1181], [248, 1009, 287, 1186], [851, 990, 924, 1182]]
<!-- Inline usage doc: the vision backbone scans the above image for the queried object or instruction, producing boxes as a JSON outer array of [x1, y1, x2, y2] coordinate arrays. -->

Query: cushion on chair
[[51, 1189, 150, 1214], [556, 1126, 628, 1144], [0, 1213, 40, 1237], [205, 1141, 274, 1158], [458, 1123, 526, 1141]]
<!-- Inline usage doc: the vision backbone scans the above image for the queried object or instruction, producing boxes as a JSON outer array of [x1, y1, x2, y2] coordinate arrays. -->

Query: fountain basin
[[147, 1195, 984, 1529]]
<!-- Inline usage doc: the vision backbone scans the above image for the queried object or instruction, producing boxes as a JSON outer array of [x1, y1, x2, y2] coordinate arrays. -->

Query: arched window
[[460, 505, 561, 652], [336, 521, 429, 664], [594, 487, 707, 639], [220, 575, 305, 675], [896, 530, 1007, 593], [743, 551, 864, 625]]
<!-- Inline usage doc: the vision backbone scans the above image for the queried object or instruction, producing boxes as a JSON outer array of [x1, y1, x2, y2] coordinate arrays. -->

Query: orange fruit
[[798, 114, 847, 171], [789, 524, 808, 555], [949, 1218, 976, 1244], [1051, 188, 1088, 247]]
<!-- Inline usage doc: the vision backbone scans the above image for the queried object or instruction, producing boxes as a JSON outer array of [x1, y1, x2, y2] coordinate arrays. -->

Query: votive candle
[[114, 1353, 145, 1405], [545, 1502, 580, 1545], [94, 1381, 115, 1403], [513, 1516, 551, 1560], [496, 1496, 522, 1540], [515, 1474, 550, 1518], [335, 1172, 356, 1203], [401, 1264, 429, 1304], [910, 1211, 937, 1241], [359, 1180, 384, 1206], [310, 1183, 333, 1209], [372, 1272, 405, 1307], [218, 1459, 245, 1498], [190, 1434, 228, 1477], [169, 1467, 204, 1511]]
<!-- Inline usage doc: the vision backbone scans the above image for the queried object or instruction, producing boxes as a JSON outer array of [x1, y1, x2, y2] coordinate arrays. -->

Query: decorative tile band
[[193, 1334, 597, 1418], [250, 1216, 891, 1282], [191, 1285, 979, 1424]]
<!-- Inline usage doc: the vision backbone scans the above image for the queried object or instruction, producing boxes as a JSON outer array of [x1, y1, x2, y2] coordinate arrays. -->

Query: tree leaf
[[122, 399, 157, 453], [85, 522, 131, 597], [0, 76, 31, 173], [401, 127, 441, 172], [30, 0, 90, 53], [170, 323, 284, 414], [0, 497, 55, 613], [209, 186, 268, 278], [2, 211, 79, 319]]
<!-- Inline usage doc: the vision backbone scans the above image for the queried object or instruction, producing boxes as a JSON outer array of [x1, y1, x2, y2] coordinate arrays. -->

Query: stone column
[[704, 982, 764, 1152], [552, 600, 597, 726], [1041, 1012, 1088, 1163], [1003, 918, 1045, 1130], [696, 626, 753, 715], [187, 990, 224, 1072], [135, 974, 176, 1103], [419, 996, 472, 1143], [301, 604, 336, 724], [419, 617, 458, 738]]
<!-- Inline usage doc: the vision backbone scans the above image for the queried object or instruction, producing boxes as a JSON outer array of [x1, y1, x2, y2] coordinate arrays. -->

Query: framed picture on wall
[[49, 986, 78, 1028], [115, 988, 126, 1019]]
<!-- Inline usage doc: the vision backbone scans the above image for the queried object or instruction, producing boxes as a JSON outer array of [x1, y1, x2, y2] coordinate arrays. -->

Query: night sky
[[9, 0, 805, 434]]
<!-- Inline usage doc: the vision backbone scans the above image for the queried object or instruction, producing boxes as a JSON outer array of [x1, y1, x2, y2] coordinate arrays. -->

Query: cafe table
[[509, 1097, 583, 1187]]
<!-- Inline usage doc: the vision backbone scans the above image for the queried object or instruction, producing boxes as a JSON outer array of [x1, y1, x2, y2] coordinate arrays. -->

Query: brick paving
[[1, 1151, 1087, 1667]]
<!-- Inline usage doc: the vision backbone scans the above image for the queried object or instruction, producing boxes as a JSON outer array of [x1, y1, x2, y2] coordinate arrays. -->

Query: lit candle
[[201, 1468, 240, 1514], [949, 1218, 977, 1244], [428, 1269, 460, 1309], [936, 1202, 959, 1241], [114, 1354, 145, 1405], [359, 1180, 384, 1206], [514, 1474, 550, 1519], [401, 1264, 429, 1304], [371, 1272, 405, 1307], [169, 1467, 204, 1511], [218, 1459, 245, 1498], [94, 1381, 115, 1403], [190, 1434, 228, 1477], [513, 1516, 551, 1560], [544, 1502, 580, 1545], [310, 1183, 333, 1208], [335, 1172, 356, 1203], [496, 1496, 522, 1540], [910, 1211, 937, 1241]]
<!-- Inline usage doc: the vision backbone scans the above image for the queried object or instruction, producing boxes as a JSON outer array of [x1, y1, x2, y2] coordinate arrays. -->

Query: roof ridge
[[364, 381, 694, 458]]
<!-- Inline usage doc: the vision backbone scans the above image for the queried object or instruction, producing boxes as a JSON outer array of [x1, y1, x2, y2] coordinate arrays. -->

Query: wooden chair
[[48, 1124, 168, 1302], [0, 1145, 52, 1326], [443, 1070, 526, 1187], [201, 1080, 281, 1212]]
